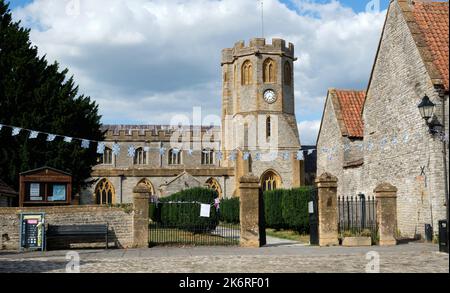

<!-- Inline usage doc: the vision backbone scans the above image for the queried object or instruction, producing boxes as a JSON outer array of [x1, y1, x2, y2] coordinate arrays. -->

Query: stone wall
[[0, 205, 134, 250], [362, 0, 448, 238]]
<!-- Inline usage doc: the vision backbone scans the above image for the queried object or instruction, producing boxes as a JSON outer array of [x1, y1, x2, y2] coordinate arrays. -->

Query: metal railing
[[149, 222, 240, 246], [338, 194, 377, 237]]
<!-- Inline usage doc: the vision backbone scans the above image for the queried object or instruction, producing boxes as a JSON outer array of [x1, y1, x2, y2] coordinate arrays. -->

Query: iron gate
[[338, 194, 377, 238], [149, 201, 240, 246], [309, 188, 319, 245]]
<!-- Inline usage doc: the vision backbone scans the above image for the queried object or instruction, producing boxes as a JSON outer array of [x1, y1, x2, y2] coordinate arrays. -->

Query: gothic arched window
[[101, 147, 113, 164], [266, 116, 271, 139], [95, 179, 115, 205], [201, 148, 214, 165], [241, 60, 253, 85], [168, 149, 181, 165], [133, 147, 147, 165], [261, 170, 281, 192], [263, 58, 276, 83], [206, 178, 222, 198], [284, 61, 292, 85]]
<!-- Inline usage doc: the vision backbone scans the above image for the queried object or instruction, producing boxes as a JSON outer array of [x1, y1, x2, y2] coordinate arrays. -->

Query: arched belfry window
[[241, 60, 253, 85], [263, 58, 276, 83], [266, 116, 271, 139], [202, 148, 214, 165], [95, 179, 115, 205], [284, 61, 292, 85], [261, 170, 281, 192]]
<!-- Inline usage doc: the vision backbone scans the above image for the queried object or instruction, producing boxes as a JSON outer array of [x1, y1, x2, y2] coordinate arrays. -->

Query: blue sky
[[9, 0, 391, 11], [9, 0, 389, 144]]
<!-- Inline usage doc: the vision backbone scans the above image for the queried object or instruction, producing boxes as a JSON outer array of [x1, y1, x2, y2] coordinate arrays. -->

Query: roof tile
[[333, 90, 366, 138]]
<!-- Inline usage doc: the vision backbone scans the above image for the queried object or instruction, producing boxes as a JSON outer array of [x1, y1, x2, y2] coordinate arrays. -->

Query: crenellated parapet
[[102, 125, 221, 142], [221, 38, 295, 65]]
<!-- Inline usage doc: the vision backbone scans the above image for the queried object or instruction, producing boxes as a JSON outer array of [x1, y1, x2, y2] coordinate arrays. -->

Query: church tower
[[221, 38, 303, 193]]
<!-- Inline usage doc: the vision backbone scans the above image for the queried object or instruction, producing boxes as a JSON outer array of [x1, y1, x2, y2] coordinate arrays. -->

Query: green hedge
[[280, 188, 310, 233], [263, 189, 284, 229], [219, 197, 240, 224], [149, 187, 219, 231]]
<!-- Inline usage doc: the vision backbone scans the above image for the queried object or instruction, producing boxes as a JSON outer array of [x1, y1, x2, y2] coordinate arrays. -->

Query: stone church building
[[317, 0, 449, 238], [80, 38, 305, 204]]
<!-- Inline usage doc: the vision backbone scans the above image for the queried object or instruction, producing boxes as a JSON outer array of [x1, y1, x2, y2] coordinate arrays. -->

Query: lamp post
[[418, 95, 449, 252]]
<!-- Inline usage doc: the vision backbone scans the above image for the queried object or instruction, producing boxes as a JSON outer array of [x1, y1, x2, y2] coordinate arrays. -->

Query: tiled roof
[[331, 89, 366, 138], [411, 1, 449, 91], [0, 179, 17, 197]]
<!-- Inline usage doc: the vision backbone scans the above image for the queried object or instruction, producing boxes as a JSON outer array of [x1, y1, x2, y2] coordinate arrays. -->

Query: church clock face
[[263, 89, 277, 104]]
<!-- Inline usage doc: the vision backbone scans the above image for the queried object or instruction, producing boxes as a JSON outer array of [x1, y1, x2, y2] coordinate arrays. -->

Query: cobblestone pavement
[[0, 242, 447, 273]]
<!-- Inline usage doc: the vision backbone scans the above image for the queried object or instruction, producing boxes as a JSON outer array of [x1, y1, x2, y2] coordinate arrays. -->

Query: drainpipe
[[119, 174, 124, 204], [439, 91, 449, 249]]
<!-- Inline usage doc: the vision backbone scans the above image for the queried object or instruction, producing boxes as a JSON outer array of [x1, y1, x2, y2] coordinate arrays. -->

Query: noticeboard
[[19, 213, 45, 251]]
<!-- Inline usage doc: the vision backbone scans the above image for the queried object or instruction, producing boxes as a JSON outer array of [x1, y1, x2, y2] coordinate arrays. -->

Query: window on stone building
[[241, 60, 253, 85], [263, 58, 276, 83], [102, 147, 113, 165], [168, 149, 181, 165], [266, 116, 271, 140], [137, 178, 157, 202], [206, 178, 222, 198], [284, 61, 292, 85], [133, 147, 147, 165], [261, 170, 281, 192], [202, 148, 214, 165], [95, 179, 115, 205]]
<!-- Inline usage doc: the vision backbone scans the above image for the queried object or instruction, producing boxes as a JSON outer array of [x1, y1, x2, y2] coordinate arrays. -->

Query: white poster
[[200, 204, 211, 218], [308, 201, 314, 214], [30, 183, 40, 197]]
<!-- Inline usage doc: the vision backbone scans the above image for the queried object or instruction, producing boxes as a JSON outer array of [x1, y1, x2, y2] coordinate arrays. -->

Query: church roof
[[330, 89, 366, 138], [411, 1, 449, 91]]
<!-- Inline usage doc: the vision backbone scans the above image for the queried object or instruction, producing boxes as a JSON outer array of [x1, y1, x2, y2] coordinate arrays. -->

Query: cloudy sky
[[9, 0, 389, 145]]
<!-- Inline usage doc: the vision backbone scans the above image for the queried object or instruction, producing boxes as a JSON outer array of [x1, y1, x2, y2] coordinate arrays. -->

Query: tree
[[0, 0, 104, 194]]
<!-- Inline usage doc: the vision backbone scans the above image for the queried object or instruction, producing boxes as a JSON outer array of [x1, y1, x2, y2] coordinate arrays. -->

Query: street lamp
[[418, 95, 444, 134], [418, 94, 449, 253], [418, 95, 435, 121]]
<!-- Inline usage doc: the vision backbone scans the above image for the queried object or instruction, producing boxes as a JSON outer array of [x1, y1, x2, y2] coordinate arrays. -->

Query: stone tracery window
[[261, 170, 281, 192], [241, 60, 253, 85], [168, 148, 181, 165], [284, 61, 292, 85], [95, 178, 115, 205], [206, 178, 222, 198], [201, 148, 214, 165], [101, 147, 113, 164], [263, 58, 276, 83], [133, 147, 147, 165]]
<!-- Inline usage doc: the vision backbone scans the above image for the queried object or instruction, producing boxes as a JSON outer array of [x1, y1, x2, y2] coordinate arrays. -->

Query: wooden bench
[[46, 224, 109, 250]]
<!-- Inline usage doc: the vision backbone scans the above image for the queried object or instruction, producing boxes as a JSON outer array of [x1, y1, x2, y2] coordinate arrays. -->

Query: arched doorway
[[95, 178, 115, 205], [260, 170, 282, 192], [206, 178, 222, 198], [138, 178, 157, 202]]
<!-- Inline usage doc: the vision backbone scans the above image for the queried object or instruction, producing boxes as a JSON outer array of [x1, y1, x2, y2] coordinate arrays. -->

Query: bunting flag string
[[1, 122, 448, 161]]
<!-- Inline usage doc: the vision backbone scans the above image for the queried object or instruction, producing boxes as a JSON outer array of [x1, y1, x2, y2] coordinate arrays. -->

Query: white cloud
[[12, 0, 386, 131], [298, 120, 321, 145]]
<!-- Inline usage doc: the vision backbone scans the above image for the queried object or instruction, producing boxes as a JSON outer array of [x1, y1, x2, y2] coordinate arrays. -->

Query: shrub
[[281, 188, 310, 233], [263, 189, 285, 230], [156, 187, 219, 231], [220, 197, 240, 224]]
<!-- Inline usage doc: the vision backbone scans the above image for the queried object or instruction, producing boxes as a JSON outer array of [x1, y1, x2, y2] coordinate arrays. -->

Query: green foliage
[[219, 197, 240, 224], [263, 189, 284, 230], [281, 188, 310, 233], [154, 188, 219, 231], [263, 187, 311, 232], [0, 1, 104, 193]]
